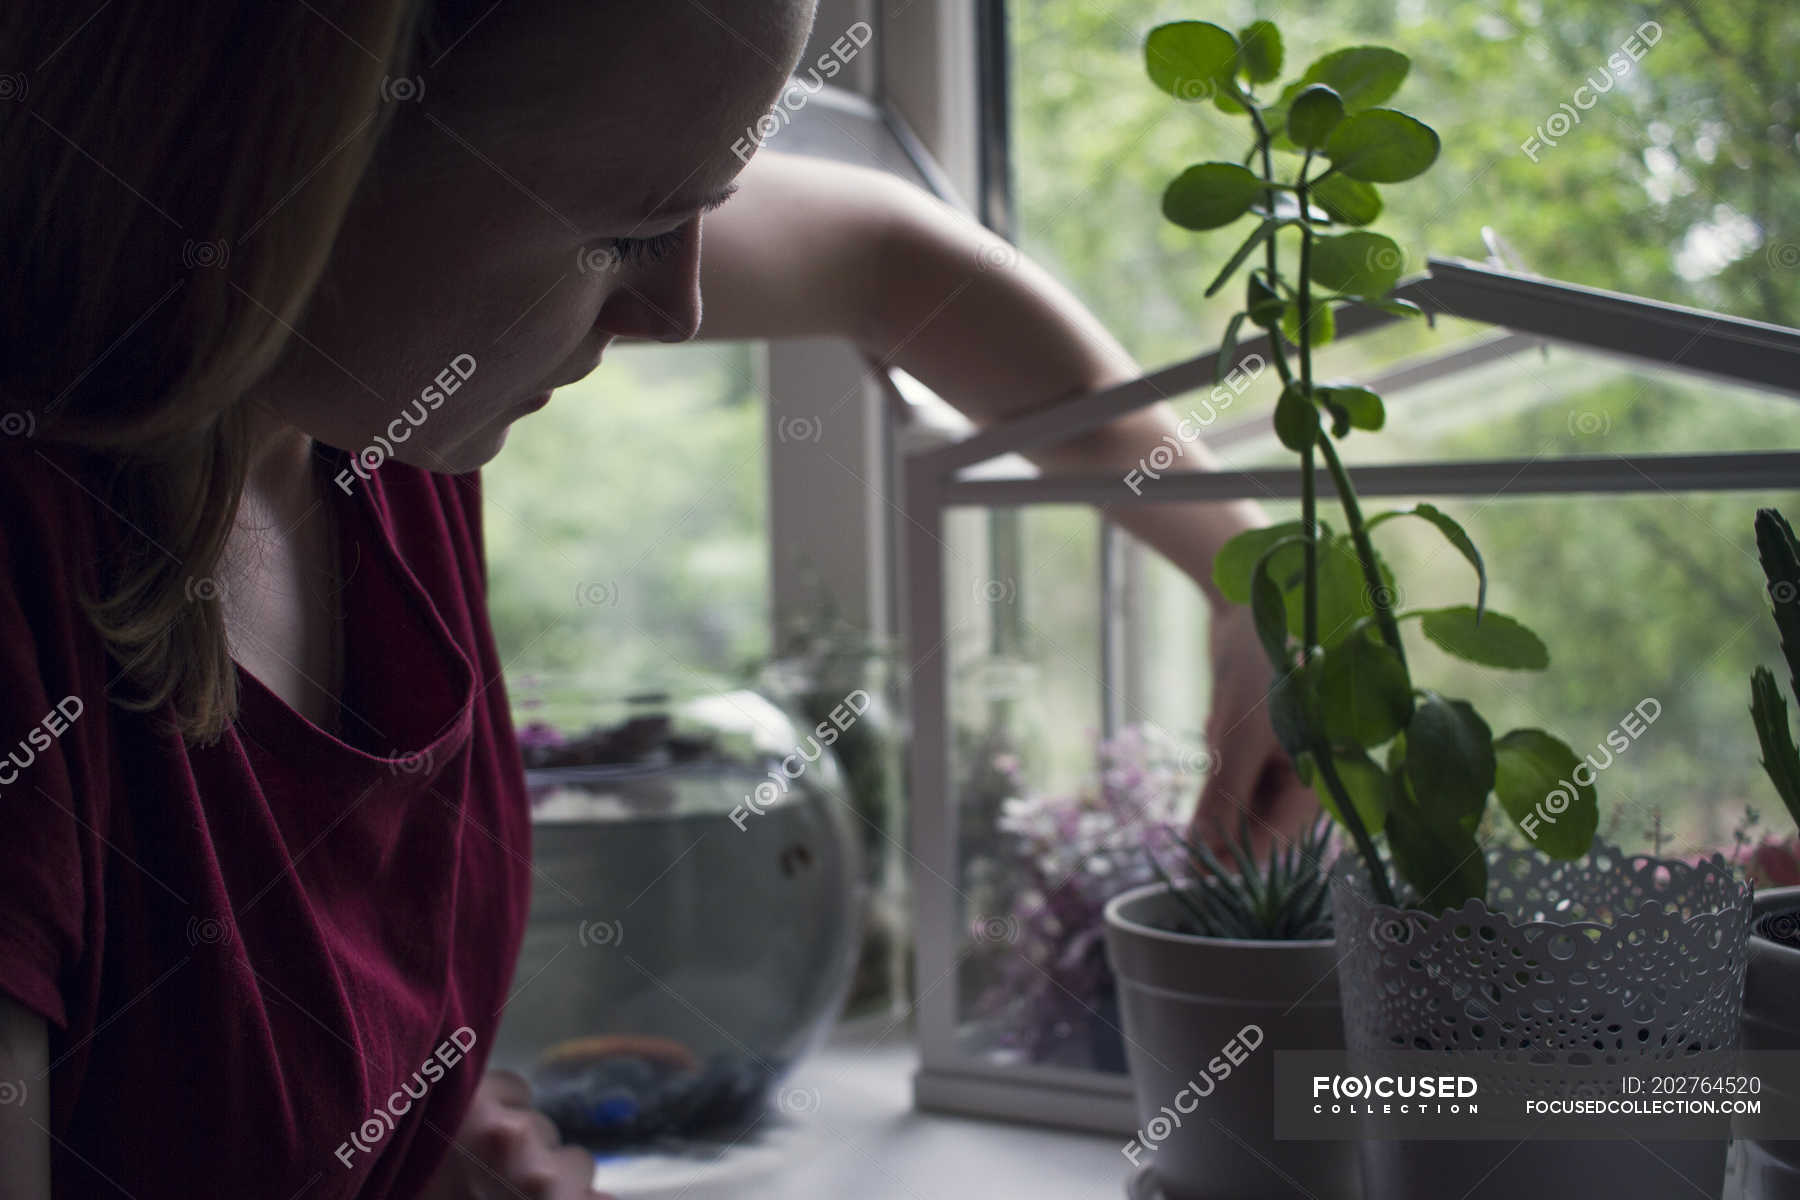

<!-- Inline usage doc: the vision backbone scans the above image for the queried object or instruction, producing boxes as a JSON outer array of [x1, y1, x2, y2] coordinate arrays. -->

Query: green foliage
[[1493, 729, 1600, 860], [1751, 508, 1800, 834], [1148, 19, 1598, 911], [1322, 109, 1441, 183], [1163, 162, 1267, 230], [1151, 813, 1335, 939], [1417, 607, 1549, 670], [1286, 84, 1345, 148]]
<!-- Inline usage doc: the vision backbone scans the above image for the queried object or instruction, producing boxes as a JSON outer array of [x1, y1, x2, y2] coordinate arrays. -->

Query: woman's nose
[[593, 217, 704, 344]]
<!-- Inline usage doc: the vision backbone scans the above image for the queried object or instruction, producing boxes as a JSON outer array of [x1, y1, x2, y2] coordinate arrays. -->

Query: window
[[483, 342, 769, 701], [906, 0, 1800, 1130]]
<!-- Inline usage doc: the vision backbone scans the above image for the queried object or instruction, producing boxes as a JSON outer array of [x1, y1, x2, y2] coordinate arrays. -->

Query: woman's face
[[249, 2, 814, 476]]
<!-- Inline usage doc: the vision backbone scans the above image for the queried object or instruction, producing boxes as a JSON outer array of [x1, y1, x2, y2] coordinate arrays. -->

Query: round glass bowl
[[492, 686, 864, 1147]]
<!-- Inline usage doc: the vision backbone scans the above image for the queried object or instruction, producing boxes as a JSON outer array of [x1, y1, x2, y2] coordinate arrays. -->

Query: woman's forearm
[[700, 151, 1267, 605]]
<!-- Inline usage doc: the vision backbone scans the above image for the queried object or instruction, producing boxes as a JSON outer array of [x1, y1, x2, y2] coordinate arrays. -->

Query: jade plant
[[1750, 508, 1800, 838], [1145, 19, 1598, 911]]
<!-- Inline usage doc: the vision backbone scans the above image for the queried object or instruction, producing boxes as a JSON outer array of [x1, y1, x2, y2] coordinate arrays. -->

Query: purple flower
[[516, 720, 567, 750], [971, 725, 1207, 1065]]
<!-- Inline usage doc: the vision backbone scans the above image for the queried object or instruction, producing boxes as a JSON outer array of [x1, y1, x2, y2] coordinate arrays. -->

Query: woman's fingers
[[482, 1069, 534, 1109]]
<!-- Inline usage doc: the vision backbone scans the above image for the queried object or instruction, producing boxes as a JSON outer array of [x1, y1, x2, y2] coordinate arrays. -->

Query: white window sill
[[591, 1016, 1130, 1199]]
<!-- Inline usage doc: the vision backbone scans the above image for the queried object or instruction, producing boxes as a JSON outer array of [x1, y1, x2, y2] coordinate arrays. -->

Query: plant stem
[[1295, 166, 1395, 907], [1312, 742, 1396, 905], [1248, 108, 1297, 389], [1296, 194, 1319, 666], [1316, 435, 1407, 670]]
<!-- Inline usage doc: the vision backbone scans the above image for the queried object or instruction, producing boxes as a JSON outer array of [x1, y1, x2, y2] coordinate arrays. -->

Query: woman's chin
[[426, 426, 513, 476]]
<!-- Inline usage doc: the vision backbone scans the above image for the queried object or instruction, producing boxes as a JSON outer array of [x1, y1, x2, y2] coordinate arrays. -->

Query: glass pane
[[483, 342, 768, 697], [1148, 488, 1800, 856], [942, 483, 1800, 1077], [1215, 340, 1800, 468], [944, 505, 1133, 1071], [1115, 534, 1214, 742]]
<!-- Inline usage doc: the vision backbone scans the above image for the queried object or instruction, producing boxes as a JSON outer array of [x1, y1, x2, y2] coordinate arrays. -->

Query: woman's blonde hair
[[1, 2, 478, 743]]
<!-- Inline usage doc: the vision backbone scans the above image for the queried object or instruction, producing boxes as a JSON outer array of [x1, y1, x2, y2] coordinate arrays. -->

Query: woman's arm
[[0, 997, 50, 1200], [699, 151, 1265, 604], [700, 151, 1315, 848]]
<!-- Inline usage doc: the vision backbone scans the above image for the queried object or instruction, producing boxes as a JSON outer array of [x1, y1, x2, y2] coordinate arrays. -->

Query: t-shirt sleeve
[[0, 459, 102, 1030]]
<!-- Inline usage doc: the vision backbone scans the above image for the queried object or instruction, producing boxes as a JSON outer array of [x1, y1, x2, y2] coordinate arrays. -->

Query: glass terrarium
[[901, 258, 1800, 1134], [492, 680, 863, 1148]]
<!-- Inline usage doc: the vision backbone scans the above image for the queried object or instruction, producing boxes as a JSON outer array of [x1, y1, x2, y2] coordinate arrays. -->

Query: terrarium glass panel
[[937, 484, 1800, 1083], [1219, 340, 1800, 469]]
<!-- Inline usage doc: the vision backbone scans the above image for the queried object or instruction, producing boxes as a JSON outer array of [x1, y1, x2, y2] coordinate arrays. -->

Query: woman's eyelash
[[606, 228, 688, 266]]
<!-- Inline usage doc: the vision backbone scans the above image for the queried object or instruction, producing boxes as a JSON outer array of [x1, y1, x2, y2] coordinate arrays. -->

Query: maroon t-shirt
[[0, 441, 532, 1197]]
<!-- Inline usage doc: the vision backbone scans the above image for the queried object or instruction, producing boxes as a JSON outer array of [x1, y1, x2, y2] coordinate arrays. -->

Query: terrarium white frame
[[901, 259, 1800, 1134]]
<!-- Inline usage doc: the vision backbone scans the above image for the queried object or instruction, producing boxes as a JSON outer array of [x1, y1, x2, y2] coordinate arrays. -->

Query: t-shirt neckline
[[232, 452, 477, 779]]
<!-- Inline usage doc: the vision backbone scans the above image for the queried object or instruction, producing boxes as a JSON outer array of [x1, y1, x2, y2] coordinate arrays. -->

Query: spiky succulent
[[1149, 813, 1334, 940], [1750, 507, 1800, 834]]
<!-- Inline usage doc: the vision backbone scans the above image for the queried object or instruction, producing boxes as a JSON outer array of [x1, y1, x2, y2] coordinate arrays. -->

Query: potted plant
[[1120, 17, 1750, 1198], [1105, 814, 1355, 1200], [1740, 507, 1800, 1197]]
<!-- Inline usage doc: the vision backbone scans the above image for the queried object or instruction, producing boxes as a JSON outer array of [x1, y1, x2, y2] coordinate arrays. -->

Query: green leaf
[[1755, 508, 1800, 702], [1281, 297, 1335, 346], [1386, 783, 1488, 913], [1324, 109, 1441, 183], [1318, 630, 1413, 748], [1273, 382, 1317, 452], [1163, 162, 1265, 231], [1404, 691, 1496, 825], [1332, 749, 1392, 834], [1217, 523, 1372, 648], [1309, 174, 1382, 226], [1752, 666, 1800, 831], [1236, 20, 1284, 84], [1290, 46, 1411, 112], [1214, 521, 1307, 604], [1266, 664, 1316, 761], [1419, 607, 1549, 670], [1367, 503, 1486, 616], [1287, 84, 1345, 149], [1246, 269, 1285, 328], [1366, 296, 1425, 317], [1145, 21, 1239, 103], [1294, 534, 1393, 647], [1216, 310, 1248, 385], [1206, 217, 1287, 297], [1309, 230, 1405, 298], [1251, 540, 1303, 670], [1317, 385, 1383, 433], [1299, 747, 1390, 835], [1494, 729, 1600, 860]]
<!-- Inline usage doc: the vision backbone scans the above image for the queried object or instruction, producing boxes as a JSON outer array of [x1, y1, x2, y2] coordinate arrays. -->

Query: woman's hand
[[1190, 604, 1320, 859], [420, 1072, 610, 1200]]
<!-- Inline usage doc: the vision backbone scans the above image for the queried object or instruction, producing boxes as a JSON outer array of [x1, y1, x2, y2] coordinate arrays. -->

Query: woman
[[0, 2, 1307, 1196]]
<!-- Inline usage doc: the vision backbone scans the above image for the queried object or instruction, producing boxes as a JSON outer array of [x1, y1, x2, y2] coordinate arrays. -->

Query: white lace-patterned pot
[[1328, 843, 1751, 1200], [1104, 882, 1359, 1200], [1740, 883, 1800, 1199]]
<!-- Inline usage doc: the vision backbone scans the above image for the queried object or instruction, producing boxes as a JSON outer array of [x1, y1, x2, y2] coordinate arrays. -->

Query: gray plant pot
[[1330, 844, 1749, 1200], [1740, 884, 1800, 1199], [1103, 882, 1359, 1200]]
